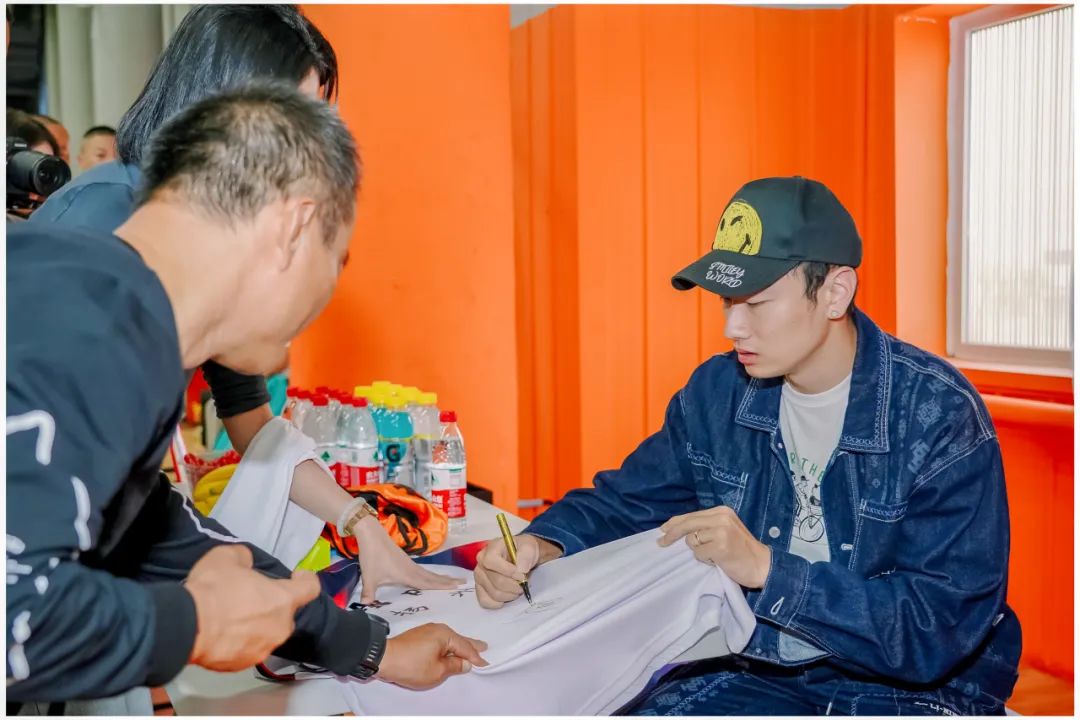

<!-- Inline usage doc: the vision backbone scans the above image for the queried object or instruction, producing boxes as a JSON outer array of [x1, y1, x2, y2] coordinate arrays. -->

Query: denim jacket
[[525, 308, 1020, 706]]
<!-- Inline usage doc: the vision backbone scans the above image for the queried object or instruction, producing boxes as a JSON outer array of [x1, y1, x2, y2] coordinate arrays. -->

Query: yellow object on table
[[296, 536, 333, 572], [192, 464, 237, 515]]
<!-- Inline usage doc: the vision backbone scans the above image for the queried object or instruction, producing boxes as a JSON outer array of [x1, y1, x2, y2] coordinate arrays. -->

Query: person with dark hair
[[76, 125, 117, 171], [475, 177, 1020, 715], [8, 84, 488, 707], [31, 114, 69, 163], [30, 4, 457, 611], [8, 109, 61, 156], [115, 4, 337, 167]]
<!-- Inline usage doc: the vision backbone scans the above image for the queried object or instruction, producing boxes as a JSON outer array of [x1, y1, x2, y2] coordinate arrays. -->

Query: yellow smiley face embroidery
[[712, 200, 762, 256]]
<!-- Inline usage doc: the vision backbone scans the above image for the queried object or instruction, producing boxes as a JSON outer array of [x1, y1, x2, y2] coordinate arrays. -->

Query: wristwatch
[[351, 611, 390, 679], [338, 497, 377, 537]]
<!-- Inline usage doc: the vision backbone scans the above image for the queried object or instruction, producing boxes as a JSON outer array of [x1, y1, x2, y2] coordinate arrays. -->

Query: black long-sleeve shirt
[[6, 223, 373, 701]]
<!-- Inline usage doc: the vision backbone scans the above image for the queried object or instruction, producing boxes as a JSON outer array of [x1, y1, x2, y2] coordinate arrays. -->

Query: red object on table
[[185, 367, 209, 424]]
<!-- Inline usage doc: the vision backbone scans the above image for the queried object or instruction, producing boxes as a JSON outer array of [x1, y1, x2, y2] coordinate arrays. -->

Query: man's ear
[[276, 198, 319, 271], [824, 266, 858, 317]]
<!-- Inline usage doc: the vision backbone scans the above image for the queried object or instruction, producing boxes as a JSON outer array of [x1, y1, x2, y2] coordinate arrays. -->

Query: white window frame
[[946, 4, 1074, 374]]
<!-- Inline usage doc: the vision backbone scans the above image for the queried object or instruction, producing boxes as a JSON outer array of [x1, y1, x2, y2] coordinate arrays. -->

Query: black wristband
[[201, 360, 270, 418], [353, 612, 389, 679]]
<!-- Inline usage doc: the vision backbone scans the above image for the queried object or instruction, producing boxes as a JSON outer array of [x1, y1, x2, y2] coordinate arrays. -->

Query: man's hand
[[186, 544, 320, 671], [352, 516, 463, 604], [376, 623, 488, 690], [473, 534, 561, 609], [659, 506, 772, 589]]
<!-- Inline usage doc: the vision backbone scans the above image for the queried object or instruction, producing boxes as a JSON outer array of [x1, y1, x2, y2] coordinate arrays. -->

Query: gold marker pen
[[496, 513, 533, 604]]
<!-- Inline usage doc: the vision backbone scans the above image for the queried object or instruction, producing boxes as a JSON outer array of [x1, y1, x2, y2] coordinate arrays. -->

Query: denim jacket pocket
[[858, 498, 909, 523], [686, 442, 747, 511]]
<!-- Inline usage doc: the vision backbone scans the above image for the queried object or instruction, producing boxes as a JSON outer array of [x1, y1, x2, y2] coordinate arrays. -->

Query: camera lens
[[7, 149, 70, 198]]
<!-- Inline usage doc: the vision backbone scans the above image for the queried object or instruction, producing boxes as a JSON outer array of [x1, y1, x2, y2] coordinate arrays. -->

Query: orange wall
[[293, 5, 520, 508], [895, 10, 950, 355]]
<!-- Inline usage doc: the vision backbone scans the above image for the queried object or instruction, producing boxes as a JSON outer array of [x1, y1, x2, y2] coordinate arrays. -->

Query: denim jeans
[[619, 657, 1007, 716]]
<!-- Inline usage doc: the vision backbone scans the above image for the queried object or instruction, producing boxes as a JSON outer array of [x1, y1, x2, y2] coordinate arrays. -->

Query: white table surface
[[166, 496, 731, 715], [166, 495, 528, 715]]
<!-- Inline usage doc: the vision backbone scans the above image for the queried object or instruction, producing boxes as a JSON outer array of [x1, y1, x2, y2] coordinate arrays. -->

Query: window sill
[[948, 358, 1073, 405]]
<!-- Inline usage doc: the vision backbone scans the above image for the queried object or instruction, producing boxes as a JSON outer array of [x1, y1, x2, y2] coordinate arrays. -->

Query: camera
[[7, 137, 71, 216]]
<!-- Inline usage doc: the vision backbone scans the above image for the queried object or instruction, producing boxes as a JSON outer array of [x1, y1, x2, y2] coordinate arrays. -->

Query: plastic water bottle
[[302, 394, 338, 467], [367, 388, 387, 424], [325, 389, 343, 427], [430, 410, 467, 532], [290, 388, 313, 430], [410, 392, 440, 498], [332, 397, 382, 489], [381, 396, 415, 488]]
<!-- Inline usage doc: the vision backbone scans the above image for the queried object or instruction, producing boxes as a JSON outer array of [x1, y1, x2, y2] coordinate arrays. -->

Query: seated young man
[[473, 176, 1020, 715]]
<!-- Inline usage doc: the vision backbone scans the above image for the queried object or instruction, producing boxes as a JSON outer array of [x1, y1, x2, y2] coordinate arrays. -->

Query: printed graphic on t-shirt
[[789, 452, 826, 543]]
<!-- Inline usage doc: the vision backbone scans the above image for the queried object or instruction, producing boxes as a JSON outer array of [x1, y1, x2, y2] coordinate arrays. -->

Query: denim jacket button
[[768, 526, 781, 539]]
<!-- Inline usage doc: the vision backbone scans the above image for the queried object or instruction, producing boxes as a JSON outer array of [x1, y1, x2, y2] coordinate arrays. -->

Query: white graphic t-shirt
[[335, 530, 757, 715], [778, 373, 852, 564]]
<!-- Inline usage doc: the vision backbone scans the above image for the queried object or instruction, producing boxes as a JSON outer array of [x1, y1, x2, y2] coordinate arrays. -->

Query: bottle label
[[331, 448, 382, 490], [331, 463, 382, 490], [429, 464, 466, 519], [380, 440, 409, 467]]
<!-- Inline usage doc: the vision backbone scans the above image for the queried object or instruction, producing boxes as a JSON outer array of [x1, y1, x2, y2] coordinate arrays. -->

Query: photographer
[[7, 109, 71, 221], [8, 109, 61, 157]]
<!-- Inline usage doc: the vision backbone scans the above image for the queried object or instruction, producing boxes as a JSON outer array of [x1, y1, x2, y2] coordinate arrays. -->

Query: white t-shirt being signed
[[335, 529, 756, 715]]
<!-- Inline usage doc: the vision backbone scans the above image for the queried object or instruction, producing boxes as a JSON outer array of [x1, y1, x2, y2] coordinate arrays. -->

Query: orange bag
[[323, 483, 448, 558]]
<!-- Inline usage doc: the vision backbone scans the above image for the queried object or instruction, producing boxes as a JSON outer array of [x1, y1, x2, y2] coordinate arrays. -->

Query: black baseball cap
[[672, 176, 862, 298]]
